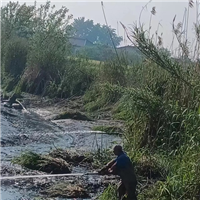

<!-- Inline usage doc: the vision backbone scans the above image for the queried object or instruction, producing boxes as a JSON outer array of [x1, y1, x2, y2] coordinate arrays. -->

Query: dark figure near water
[[98, 145, 137, 200]]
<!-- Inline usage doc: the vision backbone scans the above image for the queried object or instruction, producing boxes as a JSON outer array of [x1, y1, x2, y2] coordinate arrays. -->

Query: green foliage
[[45, 58, 95, 98], [92, 5, 200, 199], [99, 60, 127, 86], [117, 47, 144, 65], [77, 44, 116, 61], [3, 36, 28, 77], [99, 184, 118, 200], [163, 151, 200, 199], [1, 1, 73, 95], [130, 25, 192, 86], [1, 1, 36, 40], [84, 83, 124, 112], [23, 2, 72, 95], [0, 34, 5, 84], [84, 59, 127, 111], [117, 90, 187, 150], [138, 149, 200, 199], [12, 151, 71, 174], [72, 17, 122, 46], [12, 151, 41, 169], [1, 2, 35, 93]]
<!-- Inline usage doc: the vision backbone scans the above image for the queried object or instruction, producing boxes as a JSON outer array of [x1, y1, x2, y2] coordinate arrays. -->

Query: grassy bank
[[83, 2, 200, 199], [1, 1, 200, 199]]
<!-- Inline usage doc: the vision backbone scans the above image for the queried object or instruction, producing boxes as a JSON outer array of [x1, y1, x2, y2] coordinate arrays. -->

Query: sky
[[1, 0, 199, 50]]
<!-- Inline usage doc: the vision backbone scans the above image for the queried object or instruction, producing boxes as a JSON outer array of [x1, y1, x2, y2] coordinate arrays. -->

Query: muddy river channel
[[1, 98, 121, 200]]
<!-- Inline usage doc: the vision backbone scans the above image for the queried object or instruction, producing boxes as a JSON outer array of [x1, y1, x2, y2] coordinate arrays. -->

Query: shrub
[[3, 37, 28, 77]]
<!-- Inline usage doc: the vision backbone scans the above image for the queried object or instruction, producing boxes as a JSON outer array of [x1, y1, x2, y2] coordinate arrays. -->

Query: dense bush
[[1, 1, 73, 95]]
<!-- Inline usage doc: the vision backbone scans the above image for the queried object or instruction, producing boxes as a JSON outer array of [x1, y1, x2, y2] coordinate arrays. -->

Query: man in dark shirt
[[99, 145, 137, 200]]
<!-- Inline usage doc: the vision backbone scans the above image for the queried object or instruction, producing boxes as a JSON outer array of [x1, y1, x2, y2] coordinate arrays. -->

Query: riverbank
[[1, 93, 123, 199]]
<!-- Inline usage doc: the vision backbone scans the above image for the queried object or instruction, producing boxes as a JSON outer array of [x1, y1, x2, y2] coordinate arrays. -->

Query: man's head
[[113, 145, 123, 156]]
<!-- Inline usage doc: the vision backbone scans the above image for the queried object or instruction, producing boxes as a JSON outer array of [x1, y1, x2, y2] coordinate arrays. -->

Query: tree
[[1, 1, 73, 95], [24, 1, 73, 94], [71, 17, 122, 47], [1, 2, 36, 40]]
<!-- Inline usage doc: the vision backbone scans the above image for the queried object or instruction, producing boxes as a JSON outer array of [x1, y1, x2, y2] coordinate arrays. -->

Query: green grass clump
[[84, 82, 124, 112], [12, 151, 41, 169], [12, 151, 71, 174], [99, 184, 118, 200]]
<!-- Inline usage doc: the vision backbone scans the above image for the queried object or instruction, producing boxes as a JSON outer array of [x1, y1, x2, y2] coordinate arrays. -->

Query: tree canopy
[[71, 17, 122, 47]]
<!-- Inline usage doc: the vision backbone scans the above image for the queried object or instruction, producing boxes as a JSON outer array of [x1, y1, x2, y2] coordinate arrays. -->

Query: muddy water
[[1, 105, 121, 200]]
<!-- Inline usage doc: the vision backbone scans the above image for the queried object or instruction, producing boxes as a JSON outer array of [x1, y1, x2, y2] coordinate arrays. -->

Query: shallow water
[[1, 105, 121, 200]]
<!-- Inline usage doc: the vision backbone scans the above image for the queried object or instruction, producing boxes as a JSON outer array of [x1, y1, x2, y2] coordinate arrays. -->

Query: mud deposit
[[1, 97, 121, 200]]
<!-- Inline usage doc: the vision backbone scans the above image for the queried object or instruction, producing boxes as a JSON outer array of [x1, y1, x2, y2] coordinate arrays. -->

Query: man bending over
[[98, 145, 137, 200]]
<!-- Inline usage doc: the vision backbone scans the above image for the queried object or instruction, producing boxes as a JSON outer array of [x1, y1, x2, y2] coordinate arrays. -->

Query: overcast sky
[[1, 0, 199, 50]]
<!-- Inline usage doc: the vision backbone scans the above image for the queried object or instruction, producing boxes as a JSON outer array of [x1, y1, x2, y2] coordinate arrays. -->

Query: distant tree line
[[71, 17, 123, 47]]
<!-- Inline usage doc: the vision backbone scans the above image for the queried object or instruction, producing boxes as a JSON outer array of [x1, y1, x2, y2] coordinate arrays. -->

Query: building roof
[[69, 37, 93, 47]]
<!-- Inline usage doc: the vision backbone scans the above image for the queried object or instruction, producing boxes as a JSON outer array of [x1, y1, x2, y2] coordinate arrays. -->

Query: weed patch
[[12, 151, 71, 174], [53, 110, 91, 121]]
